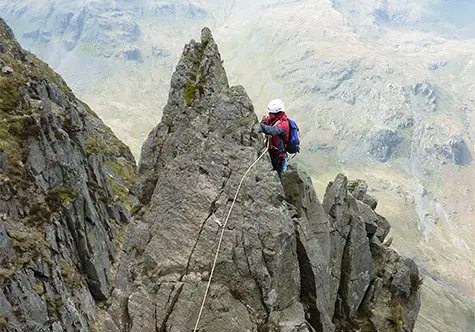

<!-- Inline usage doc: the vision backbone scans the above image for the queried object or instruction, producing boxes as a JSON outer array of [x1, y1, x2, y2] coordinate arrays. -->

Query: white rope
[[192, 144, 269, 332]]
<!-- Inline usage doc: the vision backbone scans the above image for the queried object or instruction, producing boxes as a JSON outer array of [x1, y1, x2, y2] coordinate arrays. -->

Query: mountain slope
[[0, 17, 136, 330], [1, 1, 474, 331], [0, 17, 423, 332]]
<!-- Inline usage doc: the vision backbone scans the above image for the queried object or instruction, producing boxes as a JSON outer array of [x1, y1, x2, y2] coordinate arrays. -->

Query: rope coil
[[192, 143, 269, 331]]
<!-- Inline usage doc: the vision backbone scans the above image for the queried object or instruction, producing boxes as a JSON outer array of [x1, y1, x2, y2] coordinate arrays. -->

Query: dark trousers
[[271, 155, 285, 179]]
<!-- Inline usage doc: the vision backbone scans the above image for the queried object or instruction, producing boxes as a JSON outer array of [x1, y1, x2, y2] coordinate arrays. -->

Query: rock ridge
[[105, 28, 421, 332], [0, 17, 136, 331]]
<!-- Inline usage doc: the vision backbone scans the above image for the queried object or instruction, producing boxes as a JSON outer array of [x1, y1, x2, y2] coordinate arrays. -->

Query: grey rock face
[[324, 174, 420, 331], [122, 48, 143, 62], [322, 174, 352, 317], [450, 138, 472, 165], [0, 18, 136, 331], [0, 151, 7, 170], [369, 129, 403, 162], [308, 143, 335, 154], [412, 82, 438, 111], [282, 168, 334, 332], [61, 8, 86, 51], [339, 215, 375, 317], [108, 28, 421, 332], [110, 28, 306, 331]]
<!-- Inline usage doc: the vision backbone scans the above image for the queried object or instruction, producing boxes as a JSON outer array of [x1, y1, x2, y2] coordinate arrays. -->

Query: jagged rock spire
[[168, 27, 228, 109], [138, 28, 240, 205]]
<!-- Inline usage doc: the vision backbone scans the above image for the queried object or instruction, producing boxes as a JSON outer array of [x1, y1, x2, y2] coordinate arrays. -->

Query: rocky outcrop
[[323, 177, 420, 331], [106, 28, 421, 332], [0, 18, 136, 331], [368, 129, 403, 162]]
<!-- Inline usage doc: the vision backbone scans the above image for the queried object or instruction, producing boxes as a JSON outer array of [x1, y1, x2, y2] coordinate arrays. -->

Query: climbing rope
[[192, 143, 270, 332]]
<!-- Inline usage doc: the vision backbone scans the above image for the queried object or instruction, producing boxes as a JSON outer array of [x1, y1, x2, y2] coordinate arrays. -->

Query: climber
[[260, 99, 290, 178]]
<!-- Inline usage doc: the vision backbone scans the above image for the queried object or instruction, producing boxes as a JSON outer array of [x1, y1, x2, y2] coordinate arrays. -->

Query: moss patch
[[7, 227, 50, 270], [81, 101, 98, 117], [0, 267, 15, 283], [201, 35, 210, 50], [32, 281, 45, 295], [45, 186, 78, 212], [45, 294, 62, 321], [57, 187, 78, 206], [389, 303, 404, 331], [0, 117, 24, 169], [59, 261, 81, 289], [103, 158, 137, 208], [184, 81, 197, 106], [104, 160, 136, 188], [108, 177, 129, 205], [112, 221, 127, 249], [0, 316, 7, 329], [0, 76, 23, 113], [182, 39, 209, 106], [8, 228, 45, 254], [85, 132, 131, 157], [130, 205, 143, 216], [85, 133, 108, 155]]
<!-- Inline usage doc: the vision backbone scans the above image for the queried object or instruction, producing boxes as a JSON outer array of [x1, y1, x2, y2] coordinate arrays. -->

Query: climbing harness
[[192, 142, 270, 332]]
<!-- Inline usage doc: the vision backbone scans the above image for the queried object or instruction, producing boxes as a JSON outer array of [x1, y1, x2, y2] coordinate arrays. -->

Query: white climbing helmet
[[267, 99, 285, 114]]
